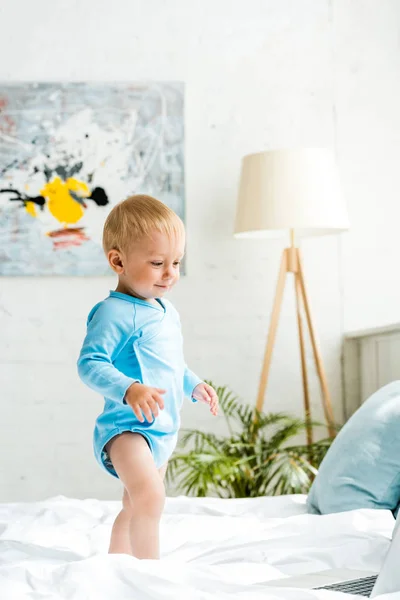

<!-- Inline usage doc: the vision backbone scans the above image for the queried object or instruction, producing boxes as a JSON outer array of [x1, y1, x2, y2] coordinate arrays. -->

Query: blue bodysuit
[[77, 291, 202, 478]]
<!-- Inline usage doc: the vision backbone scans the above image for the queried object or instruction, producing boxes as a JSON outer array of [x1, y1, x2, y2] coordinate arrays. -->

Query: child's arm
[[170, 300, 218, 415], [183, 365, 203, 402], [77, 302, 138, 404]]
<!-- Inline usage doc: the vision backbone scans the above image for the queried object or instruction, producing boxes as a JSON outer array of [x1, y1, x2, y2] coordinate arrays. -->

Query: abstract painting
[[0, 82, 184, 275]]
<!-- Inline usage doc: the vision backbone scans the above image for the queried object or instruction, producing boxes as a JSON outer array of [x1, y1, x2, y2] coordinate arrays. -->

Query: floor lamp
[[234, 148, 349, 442]]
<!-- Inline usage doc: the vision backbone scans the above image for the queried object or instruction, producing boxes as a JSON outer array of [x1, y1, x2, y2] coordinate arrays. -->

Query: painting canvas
[[0, 82, 185, 275]]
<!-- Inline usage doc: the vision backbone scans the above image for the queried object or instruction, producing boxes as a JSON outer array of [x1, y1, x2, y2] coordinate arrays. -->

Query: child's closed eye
[[151, 261, 181, 267]]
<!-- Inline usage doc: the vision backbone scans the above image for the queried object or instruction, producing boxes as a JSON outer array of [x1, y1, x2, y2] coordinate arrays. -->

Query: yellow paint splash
[[40, 177, 89, 226], [25, 201, 37, 218]]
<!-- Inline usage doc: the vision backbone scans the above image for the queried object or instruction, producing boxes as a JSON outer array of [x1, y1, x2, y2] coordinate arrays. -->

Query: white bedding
[[0, 494, 397, 599]]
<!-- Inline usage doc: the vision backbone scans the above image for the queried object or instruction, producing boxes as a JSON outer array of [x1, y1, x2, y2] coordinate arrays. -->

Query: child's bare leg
[[106, 432, 166, 559], [108, 488, 134, 555], [108, 464, 168, 555], [108, 449, 168, 556], [108, 465, 167, 555]]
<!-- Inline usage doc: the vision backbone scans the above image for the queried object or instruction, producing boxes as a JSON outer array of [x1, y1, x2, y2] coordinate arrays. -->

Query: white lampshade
[[234, 148, 349, 238]]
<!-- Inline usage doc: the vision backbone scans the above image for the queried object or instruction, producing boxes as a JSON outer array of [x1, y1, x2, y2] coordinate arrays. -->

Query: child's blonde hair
[[102, 194, 185, 254]]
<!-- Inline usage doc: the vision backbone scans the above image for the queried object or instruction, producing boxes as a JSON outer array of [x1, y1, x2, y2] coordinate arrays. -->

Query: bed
[[0, 493, 397, 599]]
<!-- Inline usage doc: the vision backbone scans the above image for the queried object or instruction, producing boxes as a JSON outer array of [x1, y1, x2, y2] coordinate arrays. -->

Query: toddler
[[77, 194, 218, 559]]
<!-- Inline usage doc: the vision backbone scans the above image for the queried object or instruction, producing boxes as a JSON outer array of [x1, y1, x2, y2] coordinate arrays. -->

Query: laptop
[[266, 511, 400, 597]]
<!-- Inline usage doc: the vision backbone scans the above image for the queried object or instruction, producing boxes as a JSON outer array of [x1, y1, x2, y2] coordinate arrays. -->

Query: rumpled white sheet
[[0, 494, 397, 599]]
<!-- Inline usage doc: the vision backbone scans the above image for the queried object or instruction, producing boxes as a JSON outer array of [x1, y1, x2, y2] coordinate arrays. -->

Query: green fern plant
[[167, 383, 335, 498]]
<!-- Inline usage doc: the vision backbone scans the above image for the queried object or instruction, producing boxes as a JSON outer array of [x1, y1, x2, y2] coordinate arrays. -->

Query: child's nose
[[163, 266, 174, 279]]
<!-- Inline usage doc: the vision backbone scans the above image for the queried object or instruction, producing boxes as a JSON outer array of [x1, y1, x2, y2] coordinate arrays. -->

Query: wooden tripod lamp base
[[255, 238, 336, 443]]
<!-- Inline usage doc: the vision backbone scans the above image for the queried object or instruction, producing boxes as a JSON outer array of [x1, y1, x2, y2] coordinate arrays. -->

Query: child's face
[[109, 230, 185, 300]]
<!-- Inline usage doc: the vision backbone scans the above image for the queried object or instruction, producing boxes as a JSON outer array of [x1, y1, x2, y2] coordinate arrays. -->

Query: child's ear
[[108, 250, 124, 274]]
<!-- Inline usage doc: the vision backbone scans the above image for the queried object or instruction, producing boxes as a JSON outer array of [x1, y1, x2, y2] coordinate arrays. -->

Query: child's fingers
[[148, 398, 159, 418], [152, 391, 165, 410], [140, 400, 155, 422], [211, 395, 219, 415], [206, 388, 218, 404], [132, 405, 145, 423], [195, 385, 219, 413], [201, 385, 219, 414], [205, 384, 218, 402]]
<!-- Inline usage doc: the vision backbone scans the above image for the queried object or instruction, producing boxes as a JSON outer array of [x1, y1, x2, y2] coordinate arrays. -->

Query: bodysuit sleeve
[[183, 365, 203, 402], [77, 300, 139, 404]]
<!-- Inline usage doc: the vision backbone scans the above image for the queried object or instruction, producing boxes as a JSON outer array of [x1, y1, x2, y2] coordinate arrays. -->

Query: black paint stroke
[[0, 189, 45, 210], [1, 185, 109, 212], [88, 187, 109, 206]]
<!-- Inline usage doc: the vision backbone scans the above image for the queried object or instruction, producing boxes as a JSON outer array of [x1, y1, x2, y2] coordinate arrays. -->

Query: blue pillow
[[307, 381, 400, 515]]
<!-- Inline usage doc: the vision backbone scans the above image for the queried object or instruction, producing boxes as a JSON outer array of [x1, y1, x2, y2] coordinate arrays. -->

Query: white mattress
[[0, 493, 397, 599]]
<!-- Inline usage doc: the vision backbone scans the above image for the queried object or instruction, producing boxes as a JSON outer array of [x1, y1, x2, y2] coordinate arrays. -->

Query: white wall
[[0, 0, 399, 501]]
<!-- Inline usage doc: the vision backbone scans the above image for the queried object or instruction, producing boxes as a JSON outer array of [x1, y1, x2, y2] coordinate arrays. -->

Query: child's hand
[[125, 383, 165, 423], [192, 383, 219, 416]]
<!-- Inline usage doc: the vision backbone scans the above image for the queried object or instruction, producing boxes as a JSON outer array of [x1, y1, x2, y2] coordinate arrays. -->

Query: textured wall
[[0, 0, 399, 500]]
